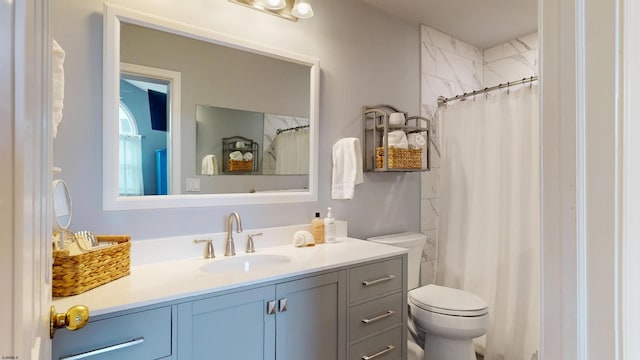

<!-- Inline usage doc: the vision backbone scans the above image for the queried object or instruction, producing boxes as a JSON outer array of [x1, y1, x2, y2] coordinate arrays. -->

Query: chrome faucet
[[224, 211, 243, 256]]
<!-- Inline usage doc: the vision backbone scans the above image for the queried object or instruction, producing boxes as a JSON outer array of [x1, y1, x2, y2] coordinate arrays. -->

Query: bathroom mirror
[[52, 179, 72, 231], [103, 4, 319, 210]]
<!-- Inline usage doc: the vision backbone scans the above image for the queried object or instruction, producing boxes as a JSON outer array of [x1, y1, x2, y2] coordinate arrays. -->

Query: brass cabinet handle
[[361, 345, 395, 360], [361, 310, 395, 324], [59, 337, 144, 360], [362, 274, 395, 287]]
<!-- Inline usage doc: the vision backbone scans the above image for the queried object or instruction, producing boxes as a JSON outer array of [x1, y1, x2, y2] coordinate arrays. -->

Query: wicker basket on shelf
[[375, 147, 422, 169], [228, 159, 253, 172], [52, 235, 131, 297]]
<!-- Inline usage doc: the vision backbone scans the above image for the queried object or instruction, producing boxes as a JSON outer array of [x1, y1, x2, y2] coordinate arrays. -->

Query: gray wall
[[52, 0, 421, 240]]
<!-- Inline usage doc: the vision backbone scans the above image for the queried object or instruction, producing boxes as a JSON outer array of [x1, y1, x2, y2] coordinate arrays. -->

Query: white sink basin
[[200, 254, 292, 274]]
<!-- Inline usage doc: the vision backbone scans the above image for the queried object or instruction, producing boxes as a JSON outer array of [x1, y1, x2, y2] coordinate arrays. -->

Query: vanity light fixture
[[262, 0, 286, 10], [291, 0, 314, 19], [229, 0, 313, 21]]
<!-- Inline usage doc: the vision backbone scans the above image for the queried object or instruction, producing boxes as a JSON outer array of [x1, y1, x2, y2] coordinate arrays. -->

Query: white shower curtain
[[274, 128, 309, 175], [437, 86, 539, 360]]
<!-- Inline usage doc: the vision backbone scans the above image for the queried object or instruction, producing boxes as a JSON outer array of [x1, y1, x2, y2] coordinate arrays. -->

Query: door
[[2, 0, 54, 358], [177, 286, 276, 360], [275, 271, 347, 360]]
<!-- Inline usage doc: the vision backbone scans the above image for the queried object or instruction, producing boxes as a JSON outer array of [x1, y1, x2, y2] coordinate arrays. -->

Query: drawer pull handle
[[362, 345, 395, 360], [362, 274, 395, 287], [60, 337, 145, 360], [362, 310, 395, 324]]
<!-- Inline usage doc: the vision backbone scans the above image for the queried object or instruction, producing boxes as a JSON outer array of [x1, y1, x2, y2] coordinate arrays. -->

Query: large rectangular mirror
[[103, 4, 319, 210]]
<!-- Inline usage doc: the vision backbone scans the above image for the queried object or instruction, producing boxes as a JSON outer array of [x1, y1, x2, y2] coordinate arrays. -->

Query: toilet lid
[[409, 285, 488, 317]]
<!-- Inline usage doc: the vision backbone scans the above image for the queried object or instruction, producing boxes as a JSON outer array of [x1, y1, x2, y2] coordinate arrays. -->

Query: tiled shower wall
[[419, 26, 539, 286]]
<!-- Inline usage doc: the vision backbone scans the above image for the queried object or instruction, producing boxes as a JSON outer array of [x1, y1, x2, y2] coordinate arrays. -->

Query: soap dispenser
[[311, 212, 325, 244], [324, 207, 336, 243]]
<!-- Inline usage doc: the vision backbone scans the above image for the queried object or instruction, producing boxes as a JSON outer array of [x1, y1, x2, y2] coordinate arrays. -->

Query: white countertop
[[52, 237, 406, 317]]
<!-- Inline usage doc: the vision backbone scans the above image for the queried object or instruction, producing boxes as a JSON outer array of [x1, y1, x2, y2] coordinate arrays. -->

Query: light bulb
[[262, 0, 286, 10], [292, 0, 314, 18]]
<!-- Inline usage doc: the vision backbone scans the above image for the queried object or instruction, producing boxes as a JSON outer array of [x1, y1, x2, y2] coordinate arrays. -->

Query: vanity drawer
[[349, 258, 403, 303], [350, 292, 403, 341], [52, 306, 172, 360], [349, 326, 402, 360]]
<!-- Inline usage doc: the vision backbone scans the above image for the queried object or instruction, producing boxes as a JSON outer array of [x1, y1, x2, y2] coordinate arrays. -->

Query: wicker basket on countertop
[[375, 147, 422, 169], [52, 235, 131, 297]]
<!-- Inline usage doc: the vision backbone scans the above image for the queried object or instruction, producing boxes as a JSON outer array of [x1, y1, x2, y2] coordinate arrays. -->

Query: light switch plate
[[186, 178, 200, 192]]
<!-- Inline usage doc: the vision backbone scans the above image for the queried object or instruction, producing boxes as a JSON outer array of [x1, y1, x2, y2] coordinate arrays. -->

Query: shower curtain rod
[[276, 124, 309, 135], [437, 76, 538, 106]]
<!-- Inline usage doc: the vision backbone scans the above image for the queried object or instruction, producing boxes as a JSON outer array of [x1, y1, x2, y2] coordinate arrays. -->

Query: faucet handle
[[194, 239, 215, 258], [246, 232, 263, 253]]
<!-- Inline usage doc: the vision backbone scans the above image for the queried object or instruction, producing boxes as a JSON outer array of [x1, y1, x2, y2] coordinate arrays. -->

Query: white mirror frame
[[103, 3, 319, 211]]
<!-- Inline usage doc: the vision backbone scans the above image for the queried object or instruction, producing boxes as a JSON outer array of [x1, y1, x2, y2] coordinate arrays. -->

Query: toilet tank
[[367, 232, 427, 290]]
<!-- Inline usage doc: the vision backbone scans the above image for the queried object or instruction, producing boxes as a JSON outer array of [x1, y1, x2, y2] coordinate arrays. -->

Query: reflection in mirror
[[119, 62, 181, 196], [104, 4, 319, 209], [196, 105, 310, 177], [52, 179, 72, 230]]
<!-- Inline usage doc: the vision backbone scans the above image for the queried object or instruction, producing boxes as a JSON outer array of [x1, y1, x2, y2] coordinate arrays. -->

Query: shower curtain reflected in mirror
[[272, 128, 309, 175], [437, 85, 539, 360]]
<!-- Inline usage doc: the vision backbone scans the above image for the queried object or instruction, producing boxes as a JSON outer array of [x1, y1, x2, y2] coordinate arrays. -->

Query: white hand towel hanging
[[52, 39, 66, 138], [387, 131, 408, 149], [201, 155, 218, 175], [332, 138, 364, 200]]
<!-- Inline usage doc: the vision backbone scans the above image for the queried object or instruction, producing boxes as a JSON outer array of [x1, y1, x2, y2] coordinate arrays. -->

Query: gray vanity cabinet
[[274, 271, 347, 360], [177, 286, 276, 359], [51, 255, 406, 360], [177, 271, 347, 360], [52, 306, 175, 360]]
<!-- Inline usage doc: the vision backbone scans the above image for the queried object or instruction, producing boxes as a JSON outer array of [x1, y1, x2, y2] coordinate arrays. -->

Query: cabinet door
[[177, 286, 276, 360], [275, 271, 347, 360]]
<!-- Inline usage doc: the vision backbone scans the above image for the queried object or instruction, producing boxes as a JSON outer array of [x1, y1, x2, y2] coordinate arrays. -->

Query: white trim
[[575, 0, 589, 357], [11, 0, 52, 358], [539, 0, 580, 358], [103, 3, 319, 210], [621, 1, 640, 358], [119, 62, 182, 196], [0, 0, 15, 355]]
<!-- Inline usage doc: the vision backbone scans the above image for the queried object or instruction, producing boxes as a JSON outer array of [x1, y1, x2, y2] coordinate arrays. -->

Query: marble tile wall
[[419, 27, 539, 286], [484, 32, 539, 88]]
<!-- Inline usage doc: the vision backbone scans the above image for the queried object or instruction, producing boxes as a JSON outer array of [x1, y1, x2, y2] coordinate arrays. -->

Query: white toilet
[[367, 232, 490, 360]]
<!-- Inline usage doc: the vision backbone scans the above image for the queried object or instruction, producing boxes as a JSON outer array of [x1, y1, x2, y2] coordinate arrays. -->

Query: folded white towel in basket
[[332, 138, 364, 200], [387, 131, 408, 149], [407, 133, 426, 149], [243, 152, 253, 161], [229, 151, 243, 161]]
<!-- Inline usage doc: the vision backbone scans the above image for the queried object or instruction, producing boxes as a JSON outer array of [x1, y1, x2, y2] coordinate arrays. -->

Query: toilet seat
[[409, 284, 489, 317]]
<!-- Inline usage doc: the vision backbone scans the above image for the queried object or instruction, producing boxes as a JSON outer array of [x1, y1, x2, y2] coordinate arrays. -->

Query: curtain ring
[[507, 82, 510, 94]]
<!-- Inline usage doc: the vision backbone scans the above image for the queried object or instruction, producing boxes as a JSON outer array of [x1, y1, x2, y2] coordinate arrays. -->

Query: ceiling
[[362, 0, 538, 49]]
